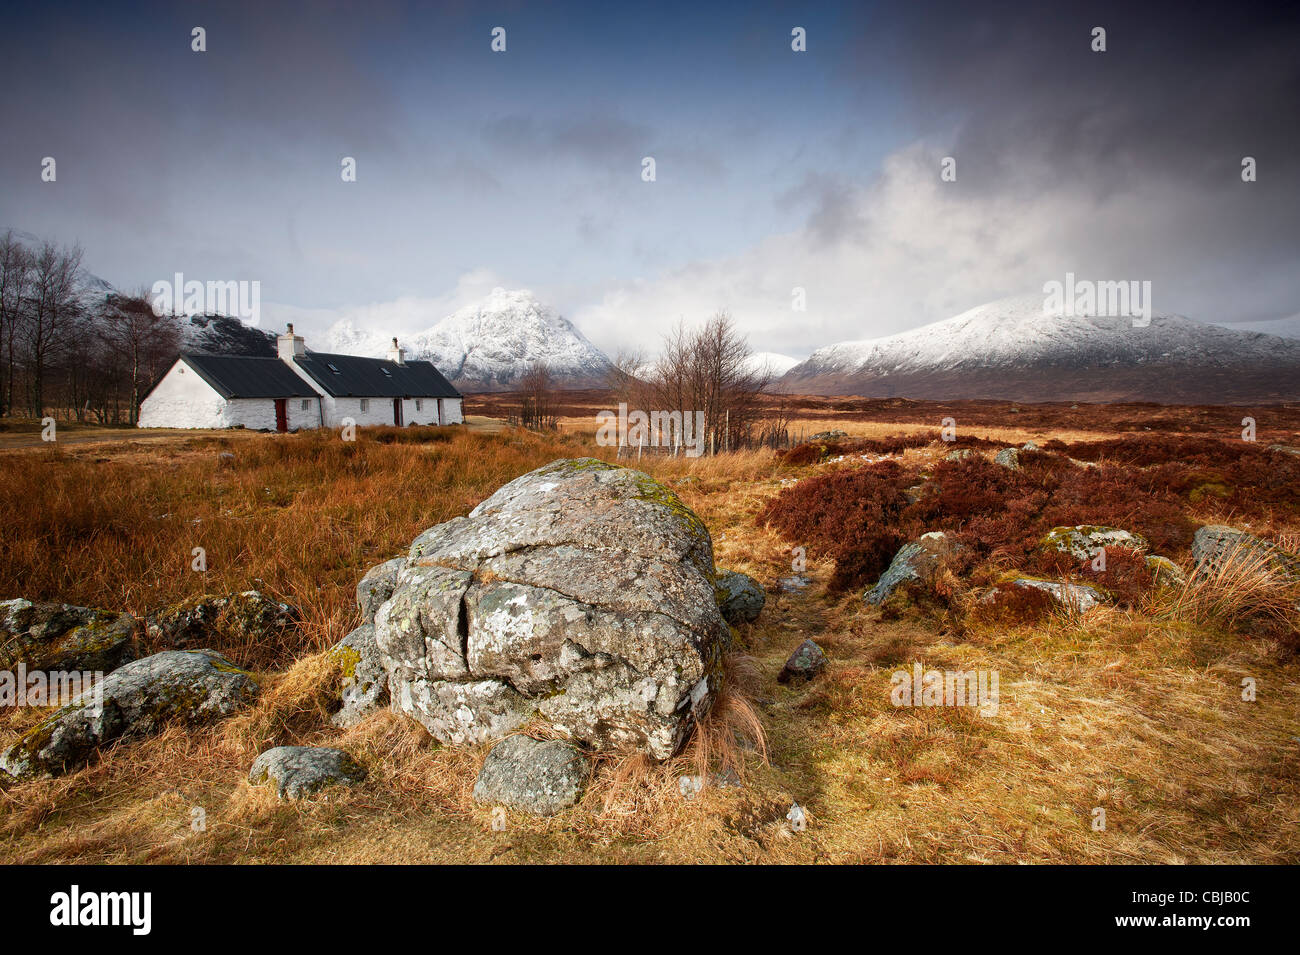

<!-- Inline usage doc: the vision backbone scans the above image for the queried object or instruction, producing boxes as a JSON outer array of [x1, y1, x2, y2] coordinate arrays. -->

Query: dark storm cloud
[[823, 0, 1300, 324]]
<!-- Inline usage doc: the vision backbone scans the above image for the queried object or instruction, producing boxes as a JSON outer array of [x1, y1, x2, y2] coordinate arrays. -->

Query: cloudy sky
[[2, 0, 1297, 358]]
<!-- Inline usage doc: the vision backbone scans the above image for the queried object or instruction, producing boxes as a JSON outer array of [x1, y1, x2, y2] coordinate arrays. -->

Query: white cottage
[[138, 325, 463, 431]]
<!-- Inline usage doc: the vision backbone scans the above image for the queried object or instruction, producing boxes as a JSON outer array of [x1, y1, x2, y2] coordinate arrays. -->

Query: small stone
[[472, 735, 590, 816], [994, 447, 1021, 470], [1039, 526, 1148, 561], [1192, 525, 1300, 578], [249, 746, 365, 799], [715, 569, 765, 624], [1145, 555, 1187, 589], [0, 599, 137, 674], [943, 448, 974, 462], [1, 649, 259, 778], [988, 578, 1106, 612], [146, 591, 297, 651], [865, 532, 961, 605], [778, 639, 827, 683]]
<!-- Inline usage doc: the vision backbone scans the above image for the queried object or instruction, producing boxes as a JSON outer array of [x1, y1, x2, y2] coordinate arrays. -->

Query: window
[[326, 362, 340, 374], [381, 367, 392, 377], [415, 399, 422, 411], [300, 399, 310, 411], [359, 398, 369, 413]]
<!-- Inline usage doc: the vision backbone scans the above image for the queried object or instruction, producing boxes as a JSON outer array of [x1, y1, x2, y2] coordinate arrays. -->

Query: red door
[[393, 398, 403, 426], [274, 399, 288, 432]]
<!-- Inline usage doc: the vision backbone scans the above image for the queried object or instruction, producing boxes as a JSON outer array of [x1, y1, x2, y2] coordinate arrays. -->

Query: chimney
[[387, 337, 406, 366], [277, 322, 305, 360]]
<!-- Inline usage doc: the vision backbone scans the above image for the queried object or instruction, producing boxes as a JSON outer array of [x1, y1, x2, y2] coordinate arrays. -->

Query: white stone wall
[[139, 360, 324, 430], [140, 356, 462, 431], [138, 361, 227, 428]]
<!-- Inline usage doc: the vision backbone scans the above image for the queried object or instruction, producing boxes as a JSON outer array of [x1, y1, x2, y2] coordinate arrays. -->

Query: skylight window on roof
[[326, 362, 340, 373]]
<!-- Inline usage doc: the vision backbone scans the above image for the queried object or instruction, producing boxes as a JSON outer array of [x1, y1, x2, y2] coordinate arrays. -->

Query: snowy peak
[[783, 293, 1300, 403], [326, 288, 613, 391]]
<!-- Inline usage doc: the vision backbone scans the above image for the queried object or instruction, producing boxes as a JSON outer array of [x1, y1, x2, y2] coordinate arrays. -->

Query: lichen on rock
[[373, 458, 729, 759]]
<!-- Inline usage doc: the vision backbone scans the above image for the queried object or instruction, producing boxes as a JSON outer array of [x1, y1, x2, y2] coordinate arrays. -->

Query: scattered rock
[[943, 448, 974, 462], [472, 735, 590, 816], [865, 532, 961, 605], [248, 746, 365, 799], [1021, 441, 1039, 451], [217, 452, 236, 467], [1039, 525, 1148, 561], [146, 591, 297, 651], [903, 484, 925, 504], [990, 578, 1106, 612], [376, 458, 728, 759], [778, 639, 827, 683], [1145, 555, 1187, 589], [1, 650, 259, 778], [0, 599, 137, 674], [715, 569, 765, 624], [1267, 444, 1300, 457], [356, 557, 406, 625], [328, 623, 389, 727], [809, 430, 847, 442], [777, 575, 812, 592], [993, 447, 1021, 470], [1191, 525, 1300, 578]]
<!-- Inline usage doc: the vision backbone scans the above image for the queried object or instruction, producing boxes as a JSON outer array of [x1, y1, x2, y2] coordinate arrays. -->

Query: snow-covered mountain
[[325, 288, 613, 391], [745, 352, 800, 377], [780, 294, 1300, 404], [2, 229, 276, 357], [1210, 314, 1300, 340]]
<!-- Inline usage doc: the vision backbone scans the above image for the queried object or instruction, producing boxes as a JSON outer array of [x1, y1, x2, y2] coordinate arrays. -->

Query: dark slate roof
[[178, 354, 319, 399], [292, 352, 461, 399]]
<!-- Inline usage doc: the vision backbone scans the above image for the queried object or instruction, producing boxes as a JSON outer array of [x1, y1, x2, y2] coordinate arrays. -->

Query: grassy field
[[1, 398, 1298, 864]]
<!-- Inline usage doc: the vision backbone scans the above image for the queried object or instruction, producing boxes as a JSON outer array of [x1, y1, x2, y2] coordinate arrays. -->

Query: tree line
[[0, 231, 179, 424]]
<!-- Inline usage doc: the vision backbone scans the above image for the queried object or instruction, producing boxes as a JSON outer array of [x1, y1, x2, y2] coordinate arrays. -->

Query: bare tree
[[518, 360, 557, 431], [19, 241, 84, 416], [102, 287, 181, 424], [0, 232, 33, 417], [642, 311, 770, 452]]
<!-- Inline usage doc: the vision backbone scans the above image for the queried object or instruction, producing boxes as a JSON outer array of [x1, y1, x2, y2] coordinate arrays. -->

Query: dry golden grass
[[1, 419, 1298, 864]]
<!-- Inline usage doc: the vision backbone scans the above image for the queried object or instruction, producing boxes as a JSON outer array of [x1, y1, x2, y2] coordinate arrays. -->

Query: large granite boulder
[[146, 591, 298, 650], [0, 599, 137, 675], [1, 650, 259, 778], [472, 735, 590, 816], [865, 532, 961, 605], [374, 458, 728, 759], [248, 746, 365, 799], [328, 623, 390, 728], [356, 558, 406, 625], [715, 569, 765, 624]]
